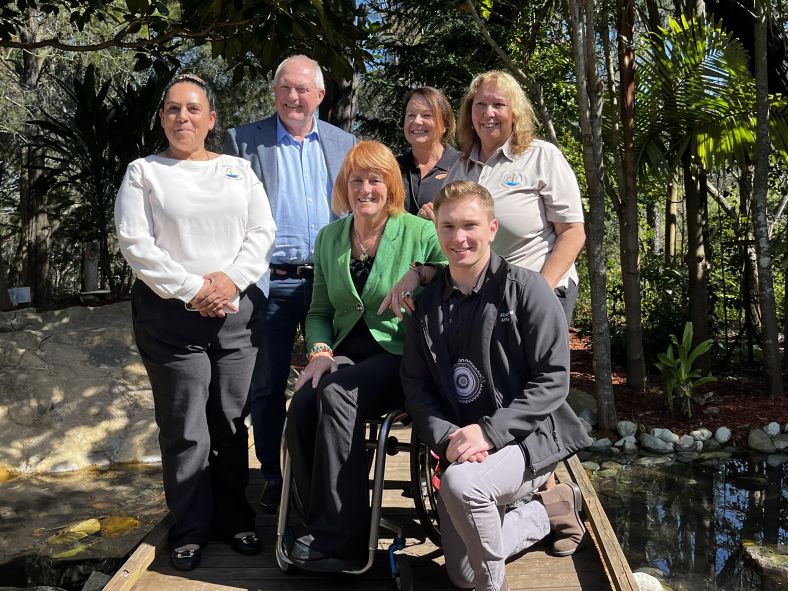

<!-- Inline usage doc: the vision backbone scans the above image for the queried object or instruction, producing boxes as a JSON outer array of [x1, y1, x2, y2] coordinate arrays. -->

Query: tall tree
[[565, 0, 617, 429], [751, 0, 783, 397], [617, 0, 646, 386]]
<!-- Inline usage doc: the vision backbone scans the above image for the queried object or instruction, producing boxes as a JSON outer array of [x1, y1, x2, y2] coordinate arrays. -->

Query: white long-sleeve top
[[115, 154, 276, 306]]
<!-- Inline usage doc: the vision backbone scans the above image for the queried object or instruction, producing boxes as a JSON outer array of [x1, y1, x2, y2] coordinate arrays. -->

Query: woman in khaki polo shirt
[[446, 70, 586, 323]]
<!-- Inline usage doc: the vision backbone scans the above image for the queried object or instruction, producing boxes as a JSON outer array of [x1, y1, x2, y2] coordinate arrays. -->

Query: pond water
[[585, 451, 788, 590], [0, 464, 165, 589], [0, 454, 785, 590]]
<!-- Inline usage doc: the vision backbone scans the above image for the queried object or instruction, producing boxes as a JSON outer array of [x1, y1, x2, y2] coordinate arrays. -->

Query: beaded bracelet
[[307, 343, 333, 361]]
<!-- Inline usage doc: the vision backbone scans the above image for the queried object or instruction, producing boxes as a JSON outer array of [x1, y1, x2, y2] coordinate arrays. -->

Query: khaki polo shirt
[[446, 138, 583, 288]]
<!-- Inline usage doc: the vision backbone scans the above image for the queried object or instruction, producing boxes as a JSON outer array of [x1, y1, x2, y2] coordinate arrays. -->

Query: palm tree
[[637, 15, 788, 389], [30, 63, 171, 294]]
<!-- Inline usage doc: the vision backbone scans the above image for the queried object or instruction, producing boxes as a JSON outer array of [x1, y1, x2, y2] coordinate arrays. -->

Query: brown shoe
[[535, 482, 586, 556]]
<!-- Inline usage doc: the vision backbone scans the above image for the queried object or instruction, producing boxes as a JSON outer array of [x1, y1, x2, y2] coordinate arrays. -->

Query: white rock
[[0, 302, 159, 473], [582, 461, 600, 472], [590, 437, 613, 451], [765, 422, 781, 436], [579, 416, 593, 434], [772, 434, 788, 451], [675, 434, 697, 452], [651, 428, 679, 444], [633, 571, 664, 591], [617, 420, 637, 438], [784, 423, 788, 433], [623, 440, 638, 454], [639, 433, 675, 453], [614, 435, 636, 447], [714, 426, 732, 444], [748, 429, 776, 453], [633, 455, 673, 466], [690, 428, 712, 441]]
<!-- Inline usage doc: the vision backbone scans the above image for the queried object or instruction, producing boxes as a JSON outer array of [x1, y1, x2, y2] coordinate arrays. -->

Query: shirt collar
[[466, 137, 515, 169], [275, 114, 321, 143], [406, 144, 457, 172], [442, 257, 493, 301]]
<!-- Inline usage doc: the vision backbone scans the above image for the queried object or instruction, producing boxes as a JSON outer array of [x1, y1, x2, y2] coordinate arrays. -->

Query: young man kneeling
[[401, 180, 593, 591]]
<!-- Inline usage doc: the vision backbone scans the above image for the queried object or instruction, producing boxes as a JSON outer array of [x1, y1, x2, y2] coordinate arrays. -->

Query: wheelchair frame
[[274, 408, 439, 590]]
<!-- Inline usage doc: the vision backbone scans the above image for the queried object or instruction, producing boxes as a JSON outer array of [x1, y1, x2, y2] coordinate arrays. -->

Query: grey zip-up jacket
[[401, 253, 592, 473]]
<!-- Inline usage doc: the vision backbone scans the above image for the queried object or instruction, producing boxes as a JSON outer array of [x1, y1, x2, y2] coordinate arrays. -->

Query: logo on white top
[[502, 171, 523, 188], [222, 165, 243, 180]]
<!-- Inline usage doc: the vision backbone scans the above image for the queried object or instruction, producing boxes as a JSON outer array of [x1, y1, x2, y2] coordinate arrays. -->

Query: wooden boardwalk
[[106, 424, 637, 591]]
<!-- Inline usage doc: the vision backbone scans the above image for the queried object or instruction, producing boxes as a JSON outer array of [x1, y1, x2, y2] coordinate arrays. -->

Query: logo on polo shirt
[[502, 171, 523, 188], [221, 165, 243, 180], [453, 358, 485, 404], [435, 172, 448, 180]]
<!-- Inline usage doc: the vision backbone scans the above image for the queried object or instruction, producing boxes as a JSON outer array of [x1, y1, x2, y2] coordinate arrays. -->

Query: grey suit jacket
[[223, 114, 356, 214]]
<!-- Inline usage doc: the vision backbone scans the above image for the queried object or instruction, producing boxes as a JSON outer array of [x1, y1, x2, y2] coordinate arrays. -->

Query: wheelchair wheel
[[409, 434, 441, 547]]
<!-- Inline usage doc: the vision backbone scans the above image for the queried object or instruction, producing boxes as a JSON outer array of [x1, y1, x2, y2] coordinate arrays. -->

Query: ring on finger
[[401, 290, 412, 299]]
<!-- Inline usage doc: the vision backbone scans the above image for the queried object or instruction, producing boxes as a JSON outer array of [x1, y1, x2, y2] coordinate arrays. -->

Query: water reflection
[[586, 452, 787, 590], [0, 464, 165, 588]]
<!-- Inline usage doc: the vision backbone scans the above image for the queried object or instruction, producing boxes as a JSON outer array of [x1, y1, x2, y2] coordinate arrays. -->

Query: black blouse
[[398, 145, 461, 215]]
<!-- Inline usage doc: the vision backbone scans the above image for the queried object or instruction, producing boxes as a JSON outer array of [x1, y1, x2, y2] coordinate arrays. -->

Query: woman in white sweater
[[114, 74, 276, 571]]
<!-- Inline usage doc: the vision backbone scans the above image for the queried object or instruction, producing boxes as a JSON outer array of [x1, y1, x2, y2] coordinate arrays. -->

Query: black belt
[[271, 263, 314, 279]]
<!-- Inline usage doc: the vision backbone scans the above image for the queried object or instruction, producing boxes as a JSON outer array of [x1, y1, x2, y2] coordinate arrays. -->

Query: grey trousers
[[438, 445, 555, 591], [132, 281, 263, 547]]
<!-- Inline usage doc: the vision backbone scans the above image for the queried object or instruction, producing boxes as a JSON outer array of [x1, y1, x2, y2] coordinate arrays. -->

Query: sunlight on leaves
[[100, 516, 141, 536]]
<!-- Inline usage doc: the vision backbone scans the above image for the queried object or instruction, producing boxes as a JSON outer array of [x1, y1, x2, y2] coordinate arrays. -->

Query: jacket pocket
[[524, 415, 562, 470]]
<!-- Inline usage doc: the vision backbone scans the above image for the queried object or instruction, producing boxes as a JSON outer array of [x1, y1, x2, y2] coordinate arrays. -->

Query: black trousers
[[285, 346, 404, 559], [132, 281, 264, 547]]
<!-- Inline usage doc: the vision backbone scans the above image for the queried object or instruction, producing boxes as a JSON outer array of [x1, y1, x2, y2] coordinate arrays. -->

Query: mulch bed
[[569, 332, 788, 446]]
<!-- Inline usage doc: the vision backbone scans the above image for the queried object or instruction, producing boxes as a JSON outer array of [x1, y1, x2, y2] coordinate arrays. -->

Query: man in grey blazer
[[224, 55, 356, 513]]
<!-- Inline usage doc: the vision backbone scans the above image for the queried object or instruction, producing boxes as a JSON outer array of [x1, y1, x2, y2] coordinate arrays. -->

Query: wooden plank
[[103, 514, 173, 591], [124, 430, 631, 591], [563, 455, 639, 591]]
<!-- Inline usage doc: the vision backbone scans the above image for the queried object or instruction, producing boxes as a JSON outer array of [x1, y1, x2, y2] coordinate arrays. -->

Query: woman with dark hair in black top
[[397, 87, 460, 221]]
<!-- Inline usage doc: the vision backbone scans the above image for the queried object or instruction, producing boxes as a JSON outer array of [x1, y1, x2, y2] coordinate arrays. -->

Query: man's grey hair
[[273, 55, 325, 91]]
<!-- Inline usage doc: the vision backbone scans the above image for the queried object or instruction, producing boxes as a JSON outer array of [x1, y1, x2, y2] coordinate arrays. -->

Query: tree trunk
[[665, 176, 678, 263], [739, 168, 762, 338], [82, 241, 100, 292], [751, 1, 783, 397], [617, 0, 645, 388], [16, 12, 50, 309], [566, 0, 617, 430], [682, 150, 711, 372], [321, 72, 358, 133]]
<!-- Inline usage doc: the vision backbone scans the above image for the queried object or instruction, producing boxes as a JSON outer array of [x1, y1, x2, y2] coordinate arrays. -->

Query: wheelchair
[[274, 408, 441, 590]]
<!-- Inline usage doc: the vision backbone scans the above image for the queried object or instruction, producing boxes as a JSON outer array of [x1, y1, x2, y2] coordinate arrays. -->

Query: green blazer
[[307, 212, 445, 356]]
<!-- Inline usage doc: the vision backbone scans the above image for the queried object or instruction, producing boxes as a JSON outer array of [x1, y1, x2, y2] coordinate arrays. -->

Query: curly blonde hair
[[458, 70, 537, 159]]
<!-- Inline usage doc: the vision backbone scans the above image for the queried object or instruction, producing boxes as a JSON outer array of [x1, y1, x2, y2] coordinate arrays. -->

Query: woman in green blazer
[[285, 140, 445, 569]]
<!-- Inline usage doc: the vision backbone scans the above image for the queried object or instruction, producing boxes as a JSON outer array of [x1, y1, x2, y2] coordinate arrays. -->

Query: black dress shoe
[[231, 533, 262, 555], [286, 534, 365, 572], [171, 546, 202, 571], [259, 479, 282, 514]]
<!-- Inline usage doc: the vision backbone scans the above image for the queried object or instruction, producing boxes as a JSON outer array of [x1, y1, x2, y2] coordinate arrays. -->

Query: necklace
[[353, 224, 384, 261]]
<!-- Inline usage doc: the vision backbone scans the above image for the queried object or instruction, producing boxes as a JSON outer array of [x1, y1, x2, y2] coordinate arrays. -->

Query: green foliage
[[654, 322, 717, 418], [637, 14, 788, 175], [1, 0, 369, 82], [29, 61, 173, 291]]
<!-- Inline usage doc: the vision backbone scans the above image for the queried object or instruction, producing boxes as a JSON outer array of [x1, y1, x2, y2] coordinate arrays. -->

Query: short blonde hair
[[332, 141, 406, 216], [459, 70, 537, 159], [434, 180, 495, 220]]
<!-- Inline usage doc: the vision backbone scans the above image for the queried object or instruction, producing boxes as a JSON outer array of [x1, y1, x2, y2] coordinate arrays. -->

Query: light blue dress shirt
[[271, 116, 332, 266]]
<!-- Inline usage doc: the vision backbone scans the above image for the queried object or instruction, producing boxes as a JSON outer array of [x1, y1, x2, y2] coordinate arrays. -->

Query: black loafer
[[259, 479, 282, 514], [231, 533, 262, 555], [171, 546, 202, 571]]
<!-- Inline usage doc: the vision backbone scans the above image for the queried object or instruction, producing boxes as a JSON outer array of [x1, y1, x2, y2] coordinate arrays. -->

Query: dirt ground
[[568, 332, 788, 445]]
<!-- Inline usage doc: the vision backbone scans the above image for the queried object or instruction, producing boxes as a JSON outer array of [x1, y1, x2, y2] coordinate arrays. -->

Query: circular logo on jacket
[[222, 165, 242, 180], [452, 359, 484, 404], [502, 171, 523, 188]]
